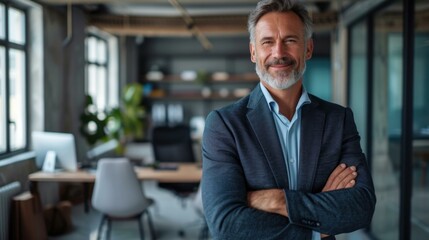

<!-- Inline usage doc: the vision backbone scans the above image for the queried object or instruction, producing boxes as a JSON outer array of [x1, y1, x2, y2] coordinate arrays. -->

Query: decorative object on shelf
[[196, 70, 210, 84], [201, 87, 212, 98], [218, 88, 230, 98], [212, 72, 229, 81], [146, 65, 164, 81], [150, 88, 166, 98], [233, 88, 251, 98], [146, 71, 164, 81], [143, 83, 153, 96], [141, 72, 259, 101], [180, 70, 197, 81], [105, 83, 146, 154]]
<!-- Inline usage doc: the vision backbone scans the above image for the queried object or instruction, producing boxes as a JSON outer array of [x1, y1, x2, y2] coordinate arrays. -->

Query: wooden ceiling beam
[[93, 26, 248, 37], [38, 0, 259, 4], [89, 11, 338, 36]]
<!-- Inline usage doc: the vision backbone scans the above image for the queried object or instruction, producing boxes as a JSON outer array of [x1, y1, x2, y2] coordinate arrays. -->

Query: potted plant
[[105, 83, 146, 154], [80, 83, 146, 155]]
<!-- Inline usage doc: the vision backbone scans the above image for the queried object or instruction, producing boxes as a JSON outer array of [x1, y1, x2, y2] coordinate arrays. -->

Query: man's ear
[[250, 43, 256, 63], [306, 38, 314, 60]]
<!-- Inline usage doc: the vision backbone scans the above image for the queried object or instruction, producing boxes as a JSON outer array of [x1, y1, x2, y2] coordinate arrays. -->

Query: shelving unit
[[143, 73, 259, 101], [138, 36, 259, 131]]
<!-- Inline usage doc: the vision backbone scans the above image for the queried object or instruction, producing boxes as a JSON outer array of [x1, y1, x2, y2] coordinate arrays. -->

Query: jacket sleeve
[[285, 108, 376, 235], [202, 110, 313, 240]]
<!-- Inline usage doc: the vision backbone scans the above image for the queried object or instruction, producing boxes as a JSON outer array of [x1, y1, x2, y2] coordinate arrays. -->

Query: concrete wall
[[122, 36, 139, 85], [42, 6, 88, 161]]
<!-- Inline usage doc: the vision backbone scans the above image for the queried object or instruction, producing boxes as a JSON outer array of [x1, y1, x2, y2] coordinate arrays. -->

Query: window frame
[[85, 33, 110, 113], [0, 0, 29, 158]]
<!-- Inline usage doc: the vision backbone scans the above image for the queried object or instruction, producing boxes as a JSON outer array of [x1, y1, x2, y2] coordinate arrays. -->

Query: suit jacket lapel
[[246, 86, 289, 188], [298, 97, 325, 191]]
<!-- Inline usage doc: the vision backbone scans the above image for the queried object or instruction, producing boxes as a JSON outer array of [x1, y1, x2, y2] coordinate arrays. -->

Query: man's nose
[[272, 41, 287, 58]]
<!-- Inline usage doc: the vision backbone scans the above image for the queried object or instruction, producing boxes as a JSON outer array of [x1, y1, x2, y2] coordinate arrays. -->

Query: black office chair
[[151, 125, 200, 237], [151, 125, 199, 200]]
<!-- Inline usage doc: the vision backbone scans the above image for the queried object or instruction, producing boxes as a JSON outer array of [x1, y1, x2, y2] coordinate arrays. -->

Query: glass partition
[[411, 2, 429, 239], [349, 21, 368, 154], [370, 1, 403, 239], [347, 0, 429, 238]]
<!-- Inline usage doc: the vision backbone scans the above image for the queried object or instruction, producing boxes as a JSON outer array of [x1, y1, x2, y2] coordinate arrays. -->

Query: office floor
[[49, 181, 206, 240], [48, 181, 370, 240]]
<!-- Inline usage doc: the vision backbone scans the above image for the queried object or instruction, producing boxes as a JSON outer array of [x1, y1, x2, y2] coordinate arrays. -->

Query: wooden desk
[[29, 163, 202, 212], [29, 163, 202, 183]]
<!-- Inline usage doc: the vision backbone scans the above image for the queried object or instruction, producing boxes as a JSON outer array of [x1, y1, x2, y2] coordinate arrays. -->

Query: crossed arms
[[247, 164, 358, 238], [202, 108, 376, 240], [248, 163, 358, 218]]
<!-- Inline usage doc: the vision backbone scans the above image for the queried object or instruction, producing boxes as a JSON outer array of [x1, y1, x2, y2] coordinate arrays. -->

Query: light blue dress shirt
[[260, 83, 321, 240]]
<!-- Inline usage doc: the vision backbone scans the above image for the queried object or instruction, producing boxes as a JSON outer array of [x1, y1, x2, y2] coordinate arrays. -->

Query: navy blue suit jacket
[[202, 85, 376, 239]]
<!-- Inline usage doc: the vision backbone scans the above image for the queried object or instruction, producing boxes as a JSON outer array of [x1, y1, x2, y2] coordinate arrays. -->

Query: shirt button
[[290, 158, 295, 163]]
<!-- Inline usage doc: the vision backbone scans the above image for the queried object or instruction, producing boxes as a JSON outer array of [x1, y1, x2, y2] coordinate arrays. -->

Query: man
[[201, 0, 376, 239]]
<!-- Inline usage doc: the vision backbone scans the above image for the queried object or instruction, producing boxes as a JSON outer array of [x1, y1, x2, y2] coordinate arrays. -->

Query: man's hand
[[247, 189, 288, 217], [322, 163, 357, 192]]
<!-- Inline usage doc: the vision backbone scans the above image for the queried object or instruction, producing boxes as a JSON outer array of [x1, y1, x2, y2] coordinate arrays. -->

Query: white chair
[[92, 158, 156, 240]]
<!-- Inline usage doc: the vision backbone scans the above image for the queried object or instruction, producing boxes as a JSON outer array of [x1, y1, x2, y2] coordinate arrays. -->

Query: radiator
[[0, 181, 21, 240]]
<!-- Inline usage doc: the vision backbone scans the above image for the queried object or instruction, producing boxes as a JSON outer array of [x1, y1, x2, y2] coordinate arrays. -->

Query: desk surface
[[29, 163, 202, 183]]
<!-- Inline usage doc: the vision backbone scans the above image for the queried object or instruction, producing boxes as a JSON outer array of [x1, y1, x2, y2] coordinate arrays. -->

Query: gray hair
[[248, 0, 313, 44]]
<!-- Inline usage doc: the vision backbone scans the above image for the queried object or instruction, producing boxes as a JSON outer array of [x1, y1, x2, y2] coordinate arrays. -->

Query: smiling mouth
[[270, 64, 293, 70], [265, 57, 296, 69]]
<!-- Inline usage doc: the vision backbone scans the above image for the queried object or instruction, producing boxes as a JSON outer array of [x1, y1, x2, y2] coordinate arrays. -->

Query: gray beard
[[255, 62, 306, 90]]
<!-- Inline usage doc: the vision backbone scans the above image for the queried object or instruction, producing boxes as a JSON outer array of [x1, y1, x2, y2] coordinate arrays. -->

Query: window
[[0, 2, 27, 155], [85, 32, 118, 113]]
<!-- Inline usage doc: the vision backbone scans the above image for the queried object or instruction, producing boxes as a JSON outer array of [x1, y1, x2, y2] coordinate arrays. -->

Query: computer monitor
[[32, 131, 78, 171]]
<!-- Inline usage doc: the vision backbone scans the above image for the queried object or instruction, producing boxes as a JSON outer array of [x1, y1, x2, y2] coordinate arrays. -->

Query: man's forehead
[[255, 12, 305, 39]]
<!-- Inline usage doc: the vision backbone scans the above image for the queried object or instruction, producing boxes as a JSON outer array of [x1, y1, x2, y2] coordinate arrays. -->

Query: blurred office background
[[1, 0, 429, 239]]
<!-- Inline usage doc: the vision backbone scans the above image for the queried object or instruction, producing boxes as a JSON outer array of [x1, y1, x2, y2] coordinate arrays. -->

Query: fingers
[[331, 165, 357, 189], [322, 164, 357, 192], [324, 163, 347, 188], [344, 179, 356, 188]]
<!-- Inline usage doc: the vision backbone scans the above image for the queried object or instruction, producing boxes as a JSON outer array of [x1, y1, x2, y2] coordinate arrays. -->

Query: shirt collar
[[259, 82, 311, 115]]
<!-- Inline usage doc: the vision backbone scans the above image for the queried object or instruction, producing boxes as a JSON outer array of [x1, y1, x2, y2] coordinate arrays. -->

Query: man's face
[[250, 11, 313, 90]]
